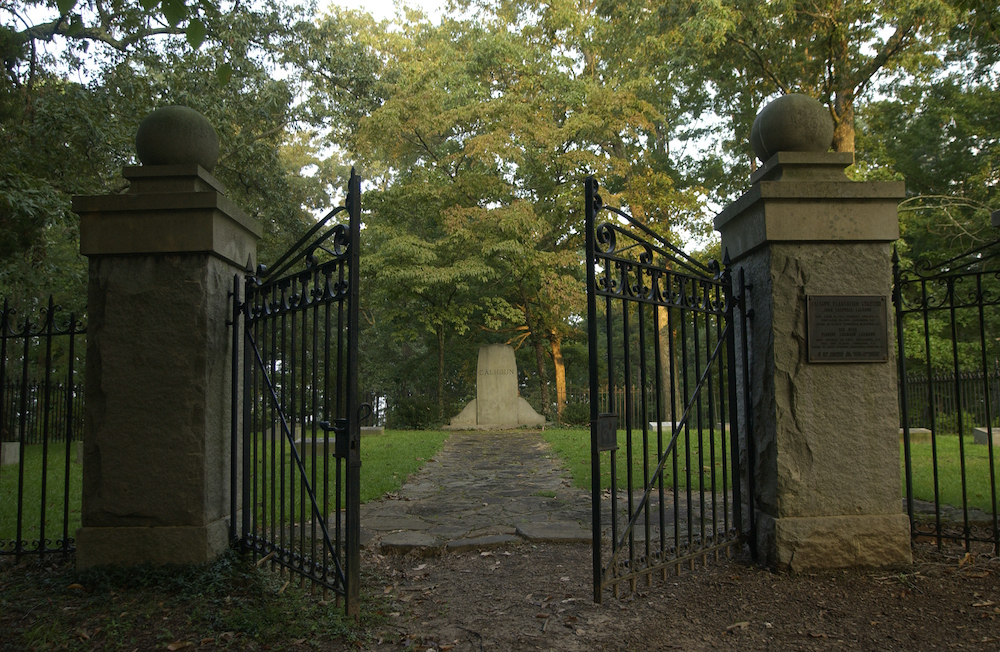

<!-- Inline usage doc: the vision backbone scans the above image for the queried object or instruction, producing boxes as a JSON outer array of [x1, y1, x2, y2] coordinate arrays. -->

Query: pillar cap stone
[[136, 106, 220, 172], [751, 94, 834, 162]]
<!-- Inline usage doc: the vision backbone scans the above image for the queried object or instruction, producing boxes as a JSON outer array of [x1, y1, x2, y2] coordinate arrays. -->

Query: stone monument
[[448, 344, 547, 429], [72, 106, 260, 568], [715, 94, 911, 572]]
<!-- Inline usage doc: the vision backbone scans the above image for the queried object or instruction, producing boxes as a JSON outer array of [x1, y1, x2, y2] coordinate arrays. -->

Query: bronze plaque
[[807, 295, 889, 363]]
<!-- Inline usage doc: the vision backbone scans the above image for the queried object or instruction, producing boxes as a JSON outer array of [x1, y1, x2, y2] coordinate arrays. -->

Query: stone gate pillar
[[72, 106, 261, 568], [715, 94, 911, 571]]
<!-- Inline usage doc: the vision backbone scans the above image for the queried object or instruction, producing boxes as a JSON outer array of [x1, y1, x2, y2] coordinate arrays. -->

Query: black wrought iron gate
[[894, 236, 1000, 555], [231, 170, 363, 615], [585, 177, 747, 601]]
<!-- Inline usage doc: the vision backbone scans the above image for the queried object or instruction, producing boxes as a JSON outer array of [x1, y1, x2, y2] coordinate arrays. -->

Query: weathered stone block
[[0, 442, 18, 465], [758, 512, 912, 573], [477, 344, 519, 426], [448, 344, 546, 428], [75, 519, 230, 569], [900, 427, 931, 444], [973, 427, 1000, 446]]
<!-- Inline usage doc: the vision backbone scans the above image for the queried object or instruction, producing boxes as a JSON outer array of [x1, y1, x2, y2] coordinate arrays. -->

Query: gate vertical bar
[[737, 268, 755, 559], [230, 274, 241, 543], [721, 257, 742, 545], [344, 168, 362, 618], [584, 176, 603, 604], [242, 277, 254, 549], [893, 249, 916, 536], [975, 272, 1000, 554]]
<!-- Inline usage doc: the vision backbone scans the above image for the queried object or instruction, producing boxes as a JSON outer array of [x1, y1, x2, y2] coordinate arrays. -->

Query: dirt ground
[[2, 538, 998, 650], [363, 540, 1000, 651]]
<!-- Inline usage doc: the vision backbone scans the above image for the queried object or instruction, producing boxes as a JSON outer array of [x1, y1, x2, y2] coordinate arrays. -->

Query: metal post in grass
[[72, 106, 261, 568]]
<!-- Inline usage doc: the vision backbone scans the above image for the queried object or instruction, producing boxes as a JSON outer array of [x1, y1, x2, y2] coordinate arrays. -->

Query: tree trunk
[[436, 323, 445, 422], [657, 306, 682, 425], [832, 97, 855, 153], [549, 332, 567, 422], [532, 334, 550, 417], [524, 302, 551, 417]]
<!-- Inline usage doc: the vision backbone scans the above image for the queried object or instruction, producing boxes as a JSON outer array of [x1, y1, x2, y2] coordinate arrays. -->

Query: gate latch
[[318, 419, 350, 459], [594, 414, 619, 452]]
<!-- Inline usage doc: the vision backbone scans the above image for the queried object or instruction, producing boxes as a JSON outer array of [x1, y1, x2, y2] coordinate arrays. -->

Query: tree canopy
[[1, 0, 997, 423]]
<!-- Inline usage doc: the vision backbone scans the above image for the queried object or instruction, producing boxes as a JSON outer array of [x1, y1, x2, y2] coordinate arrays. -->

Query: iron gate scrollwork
[[231, 170, 363, 615], [585, 177, 747, 602]]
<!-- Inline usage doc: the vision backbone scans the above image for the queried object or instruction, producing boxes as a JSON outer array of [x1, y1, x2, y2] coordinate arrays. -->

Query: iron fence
[[2, 380, 84, 444], [894, 241, 1000, 555], [901, 369, 1000, 433], [0, 297, 86, 558]]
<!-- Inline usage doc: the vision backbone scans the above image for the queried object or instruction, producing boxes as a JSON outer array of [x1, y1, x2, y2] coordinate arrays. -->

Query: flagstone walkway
[[360, 430, 593, 555]]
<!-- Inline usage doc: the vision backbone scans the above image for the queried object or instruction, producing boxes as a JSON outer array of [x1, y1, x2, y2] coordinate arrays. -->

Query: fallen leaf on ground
[[166, 642, 193, 650], [726, 622, 749, 632], [67, 583, 84, 591], [973, 601, 995, 607]]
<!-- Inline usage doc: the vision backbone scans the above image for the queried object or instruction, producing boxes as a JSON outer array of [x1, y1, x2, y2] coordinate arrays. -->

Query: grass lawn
[[361, 429, 448, 502], [543, 427, 735, 493], [0, 442, 80, 545], [903, 435, 1000, 514], [231, 429, 452, 531], [1, 430, 449, 549], [547, 428, 1000, 517]]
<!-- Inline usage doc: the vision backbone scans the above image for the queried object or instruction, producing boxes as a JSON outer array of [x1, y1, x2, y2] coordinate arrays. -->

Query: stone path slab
[[361, 430, 592, 555]]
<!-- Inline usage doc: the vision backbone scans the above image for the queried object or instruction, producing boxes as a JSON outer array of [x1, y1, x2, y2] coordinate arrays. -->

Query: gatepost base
[[757, 512, 912, 573], [75, 519, 230, 569]]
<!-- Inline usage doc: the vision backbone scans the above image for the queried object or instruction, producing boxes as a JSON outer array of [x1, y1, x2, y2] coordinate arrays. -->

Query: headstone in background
[[476, 344, 519, 426], [448, 344, 546, 429]]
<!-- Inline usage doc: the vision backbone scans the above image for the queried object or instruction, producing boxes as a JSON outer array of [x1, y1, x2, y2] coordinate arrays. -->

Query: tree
[[666, 0, 960, 173], [2, 0, 231, 75], [0, 0, 324, 308]]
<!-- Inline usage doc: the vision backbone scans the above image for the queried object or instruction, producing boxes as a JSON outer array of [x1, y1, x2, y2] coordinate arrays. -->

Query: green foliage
[[387, 395, 444, 430], [860, 77, 1000, 264], [559, 401, 590, 426], [0, 0, 328, 306]]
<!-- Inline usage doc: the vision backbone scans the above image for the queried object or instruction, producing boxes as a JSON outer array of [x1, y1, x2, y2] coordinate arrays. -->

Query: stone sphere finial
[[135, 106, 220, 172], [751, 94, 834, 162]]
